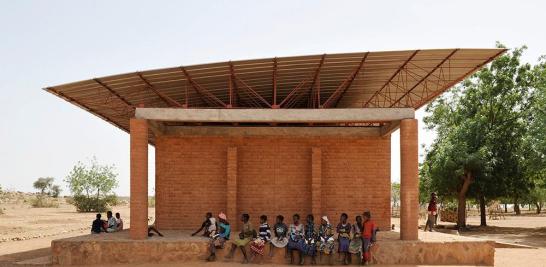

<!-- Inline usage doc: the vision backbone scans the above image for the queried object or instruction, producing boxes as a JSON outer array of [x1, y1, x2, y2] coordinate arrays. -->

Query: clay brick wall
[[155, 135, 391, 231]]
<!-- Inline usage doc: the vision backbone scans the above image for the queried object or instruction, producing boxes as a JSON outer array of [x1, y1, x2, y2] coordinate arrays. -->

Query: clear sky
[[1, 1, 545, 196]]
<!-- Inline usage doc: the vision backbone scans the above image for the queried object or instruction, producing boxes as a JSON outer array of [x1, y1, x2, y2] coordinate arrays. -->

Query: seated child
[[115, 212, 124, 231], [206, 212, 231, 261], [225, 213, 254, 263], [348, 215, 363, 264], [287, 213, 304, 265], [316, 216, 335, 264], [91, 213, 104, 234], [362, 211, 377, 265], [336, 213, 352, 265], [192, 212, 216, 237], [148, 217, 164, 237], [270, 215, 288, 257], [249, 215, 271, 263], [106, 211, 117, 233]]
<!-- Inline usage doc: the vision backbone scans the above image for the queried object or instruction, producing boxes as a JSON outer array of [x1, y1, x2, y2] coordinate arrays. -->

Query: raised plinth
[[51, 230, 494, 266]]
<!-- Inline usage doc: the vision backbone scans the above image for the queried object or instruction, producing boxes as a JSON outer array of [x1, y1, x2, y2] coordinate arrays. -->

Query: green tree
[[33, 177, 54, 195], [521, 56, 546, 213], [64, 157, 119, 212], [33, 177, 62, 197], [422, 44, 538, 228]]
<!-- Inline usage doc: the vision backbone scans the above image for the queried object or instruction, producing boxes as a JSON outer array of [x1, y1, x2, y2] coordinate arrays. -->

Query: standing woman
[[425, 192, 438, 232], [336, 213, 351, 265]]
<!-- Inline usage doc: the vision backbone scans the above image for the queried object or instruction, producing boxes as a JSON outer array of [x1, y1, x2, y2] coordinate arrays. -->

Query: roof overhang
[[44, 48, 506, 143]]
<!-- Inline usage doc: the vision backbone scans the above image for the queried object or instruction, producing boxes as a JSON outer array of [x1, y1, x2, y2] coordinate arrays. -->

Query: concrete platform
[[51, 230, 495, 266]]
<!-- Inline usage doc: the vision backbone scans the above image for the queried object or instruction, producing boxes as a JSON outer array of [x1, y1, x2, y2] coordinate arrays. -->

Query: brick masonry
[[129, 118, 148, 240], [155, 135, 391, 231], [400, 119, 419, 240]]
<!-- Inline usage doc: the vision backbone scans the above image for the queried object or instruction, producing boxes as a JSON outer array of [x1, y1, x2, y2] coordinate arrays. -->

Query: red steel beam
[[136, 72, 183, 107], [272, 57, 278, 108], [362, 50, 420, 107], [279, 79, 309, 107], [46, 87, 129, 133], [229, 62, 271, 108], [307, 54, 326, 108], [390, 49, 459, 107], [415, 48, 507, 109], [322, 52, 369, 108], [228, 62, 240, 108], [181, 67, 227, 108], [93, 78, 134, 107], [280, 54, 326, 108]]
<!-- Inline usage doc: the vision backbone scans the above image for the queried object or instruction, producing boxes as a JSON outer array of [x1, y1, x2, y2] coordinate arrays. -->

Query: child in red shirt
[[362, 211, 377, 265]]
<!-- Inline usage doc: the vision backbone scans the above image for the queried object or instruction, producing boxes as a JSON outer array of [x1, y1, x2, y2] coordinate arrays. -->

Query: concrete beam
[[164, 126, 381, 137], [135, 108, 414, 123]]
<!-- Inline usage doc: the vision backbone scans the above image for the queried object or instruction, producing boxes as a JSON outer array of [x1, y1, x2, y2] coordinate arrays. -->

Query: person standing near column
[[425, 192, 438, 232]]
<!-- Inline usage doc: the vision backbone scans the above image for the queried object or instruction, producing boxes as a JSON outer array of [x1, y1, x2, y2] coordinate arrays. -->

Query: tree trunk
[[457, 172, 473, 230], [536, 202, 542, 214], [479, 195, 487, 226], [514, 200, 521, 215], [528, 204, 531, 211], [504, 203, 508, 213]]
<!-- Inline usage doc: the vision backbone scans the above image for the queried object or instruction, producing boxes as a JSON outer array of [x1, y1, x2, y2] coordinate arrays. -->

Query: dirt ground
[[1, 198, 545, 266]]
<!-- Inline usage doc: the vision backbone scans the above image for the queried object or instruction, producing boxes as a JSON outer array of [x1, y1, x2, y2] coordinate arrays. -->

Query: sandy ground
[[1, 199, 545, 266]]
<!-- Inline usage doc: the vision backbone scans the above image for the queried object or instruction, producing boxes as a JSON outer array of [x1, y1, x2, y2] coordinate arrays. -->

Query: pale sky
[[1, 1, 545, 196]]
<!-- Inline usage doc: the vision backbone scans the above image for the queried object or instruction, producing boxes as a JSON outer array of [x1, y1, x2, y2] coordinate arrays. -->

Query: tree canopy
[[421, 43, 546, 228], [64, 157, 119, 212]]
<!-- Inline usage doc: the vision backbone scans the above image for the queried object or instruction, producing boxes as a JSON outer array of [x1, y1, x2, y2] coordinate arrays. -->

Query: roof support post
[[272, 57, 279, 108]]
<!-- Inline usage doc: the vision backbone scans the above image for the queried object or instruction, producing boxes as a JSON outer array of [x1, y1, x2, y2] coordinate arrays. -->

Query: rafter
[[272, 57, 278, 108], [307, 54, 326, 108], [279, 54, 328, 108], [181, 67, 227, 108], [322, 52, 369, 108], [415, 48, 507, 109], [93, 78, 133, 107], [390, 49, 458, 107], [362, 50, 420, 107], [229, 62, 271, 108], [228, 62, 239, 108], [279, 79, 309, 108], [136, 72, 183, 108]]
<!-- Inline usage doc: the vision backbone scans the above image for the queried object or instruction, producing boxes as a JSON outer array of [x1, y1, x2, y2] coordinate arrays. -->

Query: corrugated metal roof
[[44, 48, 506, 137]]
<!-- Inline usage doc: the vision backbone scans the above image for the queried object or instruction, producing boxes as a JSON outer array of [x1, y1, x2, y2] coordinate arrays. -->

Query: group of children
[[194, 211, 377, 265], [91, 211, 124, 233]]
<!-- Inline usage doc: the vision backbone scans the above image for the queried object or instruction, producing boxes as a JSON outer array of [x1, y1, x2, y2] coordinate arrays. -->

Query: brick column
[[400, 119, 419, 240], [130, 118, 148, 240], [227, 147, 238, 231], [311, 147, 322, 217]]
